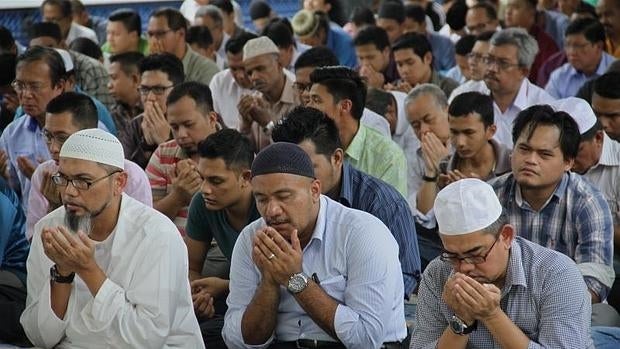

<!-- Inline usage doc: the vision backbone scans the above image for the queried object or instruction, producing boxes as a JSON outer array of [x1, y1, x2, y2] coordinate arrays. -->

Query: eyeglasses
[[52, 171, 121, 191], [440, 236, 500, 265], [146, 29, 173, 39], [293, 82, 312, 92], [138, 85, 174, 96], [564, 42, 592, 51], [482, 56, 521, 70], [11, 80, 49, 94], [42, 129, 69, 146]]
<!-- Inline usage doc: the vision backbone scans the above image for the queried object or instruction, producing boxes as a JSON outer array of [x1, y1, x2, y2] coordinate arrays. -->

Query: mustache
[[266, 219, 289, 226]]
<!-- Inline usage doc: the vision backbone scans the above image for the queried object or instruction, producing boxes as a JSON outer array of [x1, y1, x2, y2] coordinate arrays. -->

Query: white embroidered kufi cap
[[549, 97, 597, 135], [60, 128, 125, 170]]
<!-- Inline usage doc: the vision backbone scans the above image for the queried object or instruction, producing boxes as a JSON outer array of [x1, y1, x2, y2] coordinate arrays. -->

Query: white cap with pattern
[[550, 97, 597, 135], [60, 128, 125, 170], [242, 36, 279, 62], [434, 178, 502, 236]]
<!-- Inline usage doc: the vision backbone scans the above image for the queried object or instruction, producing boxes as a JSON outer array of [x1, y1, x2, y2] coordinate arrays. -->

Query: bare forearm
[[483, 311, 530, 349], [241, 281, 280, 344], [417, 180, 438, 214], [189, 269, 202, 282], [50, 281, 72, 319], [153, 191, 189, 220], [294, 281, 339, 340], [436, 327, 469, 349]]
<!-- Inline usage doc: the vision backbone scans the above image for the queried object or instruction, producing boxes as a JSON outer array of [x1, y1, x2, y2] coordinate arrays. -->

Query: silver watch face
[[287, 273, 308, 293], [450, 316, 465, 334]]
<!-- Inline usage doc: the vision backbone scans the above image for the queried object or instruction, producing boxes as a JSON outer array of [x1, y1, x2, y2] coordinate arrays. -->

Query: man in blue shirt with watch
[[411, 178, 593, 349], [223, 142, 406, 349]]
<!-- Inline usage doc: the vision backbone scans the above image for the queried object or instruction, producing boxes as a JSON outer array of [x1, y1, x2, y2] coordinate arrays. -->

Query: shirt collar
[[597, 133, 620, 166], [338, 161, 354, 206], [515, 172, 568, 209], [501, 238, 528, 297], [308, 195, 328, 246], [345, 123, 367, 162], [512, 78, 530, 111], [26, 114, 41, 132], [279, 74, 297, 105]]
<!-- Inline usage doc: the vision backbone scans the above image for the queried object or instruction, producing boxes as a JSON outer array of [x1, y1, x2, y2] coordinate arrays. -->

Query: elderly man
[[20, 128, 203, 348], [237, 36, 298, 151], [483, 28, 554, 148], [222, 142, 406, 348], [195, 5, 229, 69], [491, 104, 617, 325], [412, 178, 594, 348]]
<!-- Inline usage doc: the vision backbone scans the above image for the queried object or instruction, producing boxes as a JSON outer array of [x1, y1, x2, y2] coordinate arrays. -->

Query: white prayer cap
[[53, 48, 74, 72], [243, 36, 279, 62], [60, 128, 125, 170], [549, 97, 596, 135], [434, 178, 502, 236]]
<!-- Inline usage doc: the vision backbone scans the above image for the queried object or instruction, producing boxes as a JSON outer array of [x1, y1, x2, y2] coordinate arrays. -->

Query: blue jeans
[[592, 326, 620, 348]]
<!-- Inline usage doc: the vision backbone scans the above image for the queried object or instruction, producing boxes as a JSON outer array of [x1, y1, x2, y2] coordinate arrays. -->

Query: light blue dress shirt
[[223, 195, 407, 348], [545, 52, 616, 99]]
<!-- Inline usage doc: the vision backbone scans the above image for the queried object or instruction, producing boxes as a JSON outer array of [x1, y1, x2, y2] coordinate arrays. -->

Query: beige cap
[[291, 9, 320, 37], [434, 178, 503, 236], [242, 36, 279, 62], [60, 128, 125, 170]]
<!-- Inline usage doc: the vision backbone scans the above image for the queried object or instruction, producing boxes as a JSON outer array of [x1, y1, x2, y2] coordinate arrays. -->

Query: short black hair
[[210, 0, 234, 15], [0, 54, 17, 87], [593, 72, 620, 99], [139, 53, 184, 85], [186, 26, 213, 49], [198, 129, 254, 170], [323, 0, 346, 26], [392, 32, 433, 61], [17, 46, 66, 86], [512, 104, 580, 159], [150, 7, 188, 33], [0, 26, 16, 54], [294, 46, 339, 70], [262, 18, 295, 49], [350, 6, 376, 27], [109, 8, 142, 36], [29, 22, 62, 43], [366, 87, 396, 118], [565, 17, 605, 44], [404, 4, 426, 24], [476, 30, 496, 42], [272, 106, 342, 158], [42, 0, 72, 18], [378, 1, 405, 23], [353, 25, 390, 51], [70, 0, 85, 14], [469, 2, 498, 21], [69, 37, 102, 61], [167, 81, 214, 114], [310, 66, 366, 120], [455, 34, 477, 56], [225, 31, 258, 55], [446, 0, 468, 31], [448, 92, 494, 127], [46, 91, 98, 129], [109, 51, 144, 76]]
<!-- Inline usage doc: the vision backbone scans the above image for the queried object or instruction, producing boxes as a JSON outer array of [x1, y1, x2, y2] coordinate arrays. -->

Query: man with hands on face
[[20, 128, 203, 348], [411, 178, 594, 349], [354, 25, 400, 90], [222, 142, 407, 349], [237, 36, 299, 152], [147, 81, 219, 235]]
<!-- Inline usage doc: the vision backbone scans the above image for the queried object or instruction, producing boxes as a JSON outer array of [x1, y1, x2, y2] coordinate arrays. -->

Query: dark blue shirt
[[339, 161, 421, 296], [0, 177, 29, 286], [327, 22, 358, 68]]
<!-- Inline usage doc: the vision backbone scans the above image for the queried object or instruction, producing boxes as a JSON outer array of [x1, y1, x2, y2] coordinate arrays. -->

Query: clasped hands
[[442, 272, 502, 325], [252, 226, 303, 287]]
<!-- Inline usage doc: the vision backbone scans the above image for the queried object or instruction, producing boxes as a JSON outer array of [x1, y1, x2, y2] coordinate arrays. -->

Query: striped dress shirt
[[491, 172, 615, 300], [411, 237, 594, 349]]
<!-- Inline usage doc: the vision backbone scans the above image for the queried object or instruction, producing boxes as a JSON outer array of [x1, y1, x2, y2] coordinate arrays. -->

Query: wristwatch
[[262, 120, 275, 133], [449, 315, 477, 335], [50, 265, 75, 284], [287, 272, 309, 294]]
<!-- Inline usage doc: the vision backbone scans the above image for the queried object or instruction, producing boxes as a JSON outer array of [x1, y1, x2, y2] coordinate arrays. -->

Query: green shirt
[[101, 37, 149, 56], [182, 44, 219, 85], [345, 123, 408, 196], [186, 193, 260, 261]]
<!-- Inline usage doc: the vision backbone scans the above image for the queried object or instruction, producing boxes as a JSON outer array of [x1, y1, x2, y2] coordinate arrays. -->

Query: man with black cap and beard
[[222, 142, 407, 349], [21, 128, 203, 348]]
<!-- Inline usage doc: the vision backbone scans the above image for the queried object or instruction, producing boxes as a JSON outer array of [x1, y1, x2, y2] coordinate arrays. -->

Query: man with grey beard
[[21, 128, 203, 348]]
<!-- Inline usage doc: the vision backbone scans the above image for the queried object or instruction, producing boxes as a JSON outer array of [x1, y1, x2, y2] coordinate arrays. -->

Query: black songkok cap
[[378, 1, 405, 23], [251, 142, 315, 179], [249, 0, 272, 20]]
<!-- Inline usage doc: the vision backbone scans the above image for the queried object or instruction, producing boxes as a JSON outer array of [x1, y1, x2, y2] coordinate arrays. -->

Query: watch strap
[[422, 173, 438, 182], [50, 265, 75, 284]]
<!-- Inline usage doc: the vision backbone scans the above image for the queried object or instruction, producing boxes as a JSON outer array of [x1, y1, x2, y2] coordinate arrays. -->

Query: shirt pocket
[[319, 274, 346, 303]]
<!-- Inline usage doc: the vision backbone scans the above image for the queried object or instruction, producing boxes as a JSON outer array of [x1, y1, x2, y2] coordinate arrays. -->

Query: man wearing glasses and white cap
[[411, 178, 593, 349], [20, 129, 203, 348]]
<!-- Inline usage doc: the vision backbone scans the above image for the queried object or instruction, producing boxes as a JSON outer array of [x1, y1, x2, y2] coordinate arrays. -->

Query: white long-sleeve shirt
[[20, 194, 204, 349]]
